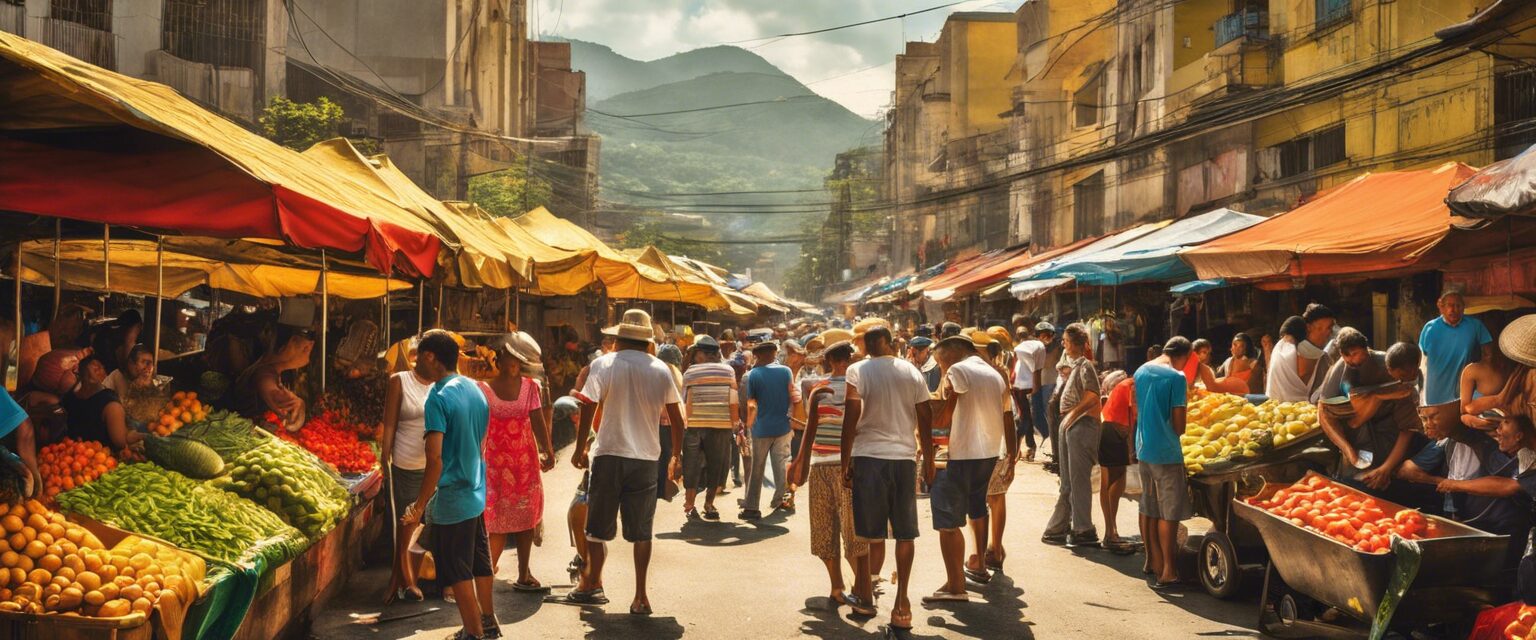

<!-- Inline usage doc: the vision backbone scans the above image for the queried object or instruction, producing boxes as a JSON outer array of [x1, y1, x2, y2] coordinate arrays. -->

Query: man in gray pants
[[739, 340, 801, 520], [1041, 323, 1103, 548]]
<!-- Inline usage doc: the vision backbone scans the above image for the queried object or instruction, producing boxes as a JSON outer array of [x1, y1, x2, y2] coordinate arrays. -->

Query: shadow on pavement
[[655, 518, 789, 546], [1068, 543, 1260, 633], [918, 572, 1034, 639], [579, 607, 685, 640]]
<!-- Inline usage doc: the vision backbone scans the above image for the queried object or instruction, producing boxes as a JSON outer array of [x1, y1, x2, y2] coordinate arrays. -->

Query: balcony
[[31, 17, 114, 69], [1167, 31, 1277, 120], [149, 50, 256, 121], [1215, 10, 1268, 48]]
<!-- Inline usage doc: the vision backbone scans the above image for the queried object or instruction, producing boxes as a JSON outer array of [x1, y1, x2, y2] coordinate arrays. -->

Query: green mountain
[[567, 41, 876, 286]]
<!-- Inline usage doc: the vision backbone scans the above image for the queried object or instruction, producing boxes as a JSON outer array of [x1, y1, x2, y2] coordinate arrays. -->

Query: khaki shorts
[[986, 457, 1014, 496], [809, 461, 869, 561], [1138, 462, 1192, 522]]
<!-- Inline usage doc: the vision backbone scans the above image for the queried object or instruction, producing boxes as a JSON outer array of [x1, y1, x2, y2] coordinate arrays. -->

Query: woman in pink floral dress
[[478, 332, 556, 591]]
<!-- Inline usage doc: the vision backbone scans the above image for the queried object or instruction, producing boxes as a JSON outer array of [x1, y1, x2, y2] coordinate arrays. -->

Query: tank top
[[391, 371, 432, 471], [810, 376, 848, 460]]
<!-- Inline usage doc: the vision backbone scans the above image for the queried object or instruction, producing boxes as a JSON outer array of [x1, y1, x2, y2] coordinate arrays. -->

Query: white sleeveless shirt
[[391, 371, 433, 470]]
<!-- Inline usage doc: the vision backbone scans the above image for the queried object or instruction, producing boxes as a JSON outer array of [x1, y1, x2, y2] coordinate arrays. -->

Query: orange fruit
[[23, 541, 46, 559]]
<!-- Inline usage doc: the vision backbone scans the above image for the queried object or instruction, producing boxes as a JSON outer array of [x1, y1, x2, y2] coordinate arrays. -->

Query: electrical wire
[[718, 1, 974, 45]]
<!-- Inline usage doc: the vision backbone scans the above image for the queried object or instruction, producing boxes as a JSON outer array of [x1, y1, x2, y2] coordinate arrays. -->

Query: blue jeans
[[1031, 384, 1055, 444]]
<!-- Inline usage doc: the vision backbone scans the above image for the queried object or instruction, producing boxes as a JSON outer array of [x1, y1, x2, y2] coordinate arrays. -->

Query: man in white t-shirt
[[567, 309, 685, 616], [925, 336, 1015, 602], [1013, 323, 1053, 462], [841, 326, 933, 632]]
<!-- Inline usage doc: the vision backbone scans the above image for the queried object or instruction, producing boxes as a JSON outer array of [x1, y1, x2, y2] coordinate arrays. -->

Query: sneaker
[[1041, 533, 1068, 546], [480, 615, 502, 639], [1066, 532, 1100, 549], [684, 506, 700, 520], [738, 509, 763, 521]]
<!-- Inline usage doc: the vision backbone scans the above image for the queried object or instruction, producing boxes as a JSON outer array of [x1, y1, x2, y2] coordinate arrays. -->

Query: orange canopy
[[1180, 163, 1479, 281]]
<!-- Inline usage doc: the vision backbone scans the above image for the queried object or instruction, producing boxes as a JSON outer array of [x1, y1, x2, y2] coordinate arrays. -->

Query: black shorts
[[585, 455, 659, 543], [1099, 422, 1133, 467], [683, 428, 733, 490], [930, 457, 994, 530], [850, 457, 919, 541], [429, 514, 492, 587]]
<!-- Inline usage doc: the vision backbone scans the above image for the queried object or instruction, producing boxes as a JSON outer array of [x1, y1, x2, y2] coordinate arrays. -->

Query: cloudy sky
[[530, 0, 1022, 119]]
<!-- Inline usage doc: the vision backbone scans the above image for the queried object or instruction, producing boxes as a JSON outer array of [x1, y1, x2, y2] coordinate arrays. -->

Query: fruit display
[[213, 440, 350, 538], [37, 439, 117, 500], [317, 379, 385, 437], [143, 436, 225, 479], [0, 499, 199, 619], [1249, 475, 1428, 554], [275, 411, 378, 475], [173, 410, 273, 460], [150, 392, 207, 437], [1180, 392, 1320, 474], [57, 464, 303, 566]]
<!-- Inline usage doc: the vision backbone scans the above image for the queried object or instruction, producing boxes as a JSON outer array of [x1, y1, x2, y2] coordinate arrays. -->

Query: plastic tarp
[[299, 140, 529, 288], [1010, 277, 1074, 301], [1180, 163, 1479, 281], [1170, 278, 1227, 295], [908, 251, 1000, 298], [1006, 221, 1172, 296], [1446, 143, 1536, 225], [0, 32, 442, 277], [1033, 209, 1265, 285], [627, 247, 745, 313], [17, 239, 410, 299], [921, 246, 1034, 302]]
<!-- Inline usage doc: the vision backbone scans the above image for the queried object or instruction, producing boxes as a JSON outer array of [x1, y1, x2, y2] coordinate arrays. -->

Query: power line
[[590, 95, 823, 118], [719, 1, 974, 45]]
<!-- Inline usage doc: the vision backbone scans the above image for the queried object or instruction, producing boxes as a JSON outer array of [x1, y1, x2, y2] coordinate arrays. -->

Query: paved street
[[312, 448, 1259, 639]]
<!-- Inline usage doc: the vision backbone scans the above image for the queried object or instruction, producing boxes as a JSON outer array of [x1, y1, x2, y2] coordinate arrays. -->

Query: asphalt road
[[311, 447, 1260, 639]]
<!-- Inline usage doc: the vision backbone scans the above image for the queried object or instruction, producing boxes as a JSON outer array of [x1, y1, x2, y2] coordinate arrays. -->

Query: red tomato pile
[[1250, 475, 1428, 554], [276, 411, 378, 474]]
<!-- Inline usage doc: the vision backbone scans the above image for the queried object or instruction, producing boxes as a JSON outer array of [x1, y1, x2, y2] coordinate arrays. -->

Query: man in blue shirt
[[402, 331, 495, 640], [740, 340, 800, 520], [1134, 337, 1192, 590], [1419, 290, 1493, 405]]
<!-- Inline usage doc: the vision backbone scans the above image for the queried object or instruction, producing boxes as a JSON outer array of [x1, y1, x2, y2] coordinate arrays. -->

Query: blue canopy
[[1031, 209, 1265, 286], [1170, 278, 1227, 295]]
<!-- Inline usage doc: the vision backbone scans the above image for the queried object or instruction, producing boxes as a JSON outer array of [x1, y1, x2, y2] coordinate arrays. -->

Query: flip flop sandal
[[844, 593, 877, 617], [629, 602, 653, 616], [702, 508, 720, 521], [921, 589, 969, 604], [964, 567, 993, 584], [684, 507, 700, 520], [1150, 579, 1182, 591], [983, 553, 1004, 571], [513, 580, 551, 593], [548, 588, 609, 606]]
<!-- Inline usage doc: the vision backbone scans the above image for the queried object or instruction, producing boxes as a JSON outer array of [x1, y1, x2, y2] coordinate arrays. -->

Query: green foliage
[[259, 97, 344, 150], [468, 161, 554, 217], [785, 148, 884, 301], [616, 218, 723, 265]]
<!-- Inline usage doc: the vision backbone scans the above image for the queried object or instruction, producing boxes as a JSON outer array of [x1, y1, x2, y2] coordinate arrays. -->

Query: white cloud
[[532, 0, 1017, 118]]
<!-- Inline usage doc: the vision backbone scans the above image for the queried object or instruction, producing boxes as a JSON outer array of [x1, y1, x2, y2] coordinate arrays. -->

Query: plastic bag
[[1123, 464, 1144, 501]]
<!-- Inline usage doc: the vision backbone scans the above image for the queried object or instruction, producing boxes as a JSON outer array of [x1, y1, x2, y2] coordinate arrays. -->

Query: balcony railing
[[1215, 10, 1268, 48]]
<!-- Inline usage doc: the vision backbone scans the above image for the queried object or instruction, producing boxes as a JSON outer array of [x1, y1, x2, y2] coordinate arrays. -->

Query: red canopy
[[0, 32, 441, 276]]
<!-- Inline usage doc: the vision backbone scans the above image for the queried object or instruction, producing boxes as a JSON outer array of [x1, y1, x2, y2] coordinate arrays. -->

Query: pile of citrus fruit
[[150, 391, 207, 437], [0, 500, 199, 618], [37, 439, 117, 500]]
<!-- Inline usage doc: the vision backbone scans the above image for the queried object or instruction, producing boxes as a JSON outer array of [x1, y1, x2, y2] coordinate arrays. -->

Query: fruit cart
[[1185, 430, 1336, 600], [1234, 472, 1509, 638]]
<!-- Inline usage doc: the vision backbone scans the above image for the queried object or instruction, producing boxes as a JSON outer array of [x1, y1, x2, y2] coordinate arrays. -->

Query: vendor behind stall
[[61, 354, 143, 452], [1314, 328, 1423, 499], [1400, 408, 1530, 564], [233, 327, 314, 430], [89, 309, 143, 376]]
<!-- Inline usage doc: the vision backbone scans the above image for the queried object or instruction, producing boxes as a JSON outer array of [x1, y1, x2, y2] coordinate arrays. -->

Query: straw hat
[[852, 317, 890, 336], [497, 331, 543, 367], [987, 326, 1014, 350], [819, 328, 855, 345], [1501, 314, 1536, 368], [603, 309, 656, 343], [967, 328, 996, 349]]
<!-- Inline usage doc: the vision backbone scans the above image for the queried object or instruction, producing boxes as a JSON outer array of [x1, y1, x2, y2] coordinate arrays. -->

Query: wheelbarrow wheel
[[1199, 530, 1242, 599]]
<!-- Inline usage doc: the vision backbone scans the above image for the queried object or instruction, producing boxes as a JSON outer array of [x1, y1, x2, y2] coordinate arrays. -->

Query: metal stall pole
[[12, 243, 21, 392], [52, 220, 60, 313], [101, 225, 110, 317], [319, 250, 329, 393], [504, 288, 512, 331], [514, 288, 521, 325], [417, 281, 425, 335], [153, 237, 163, 364], [435, 285, 443, 328], [383, 279, 391, 347]]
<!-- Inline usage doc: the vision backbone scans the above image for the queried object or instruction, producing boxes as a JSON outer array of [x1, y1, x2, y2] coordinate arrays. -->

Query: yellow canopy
[[626, 247, 755, 314], [17, 239, 409, 299]]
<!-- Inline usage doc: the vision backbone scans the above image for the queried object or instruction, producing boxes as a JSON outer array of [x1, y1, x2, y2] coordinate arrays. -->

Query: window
[[1074, 69, 1104, 128], [1072, 172, 1106, 241], [50, 0, 111, 31], [1315, 0, 1350, 30], [1273, 124, 1345, 179], [1495, 67, 1536, 160], [162, 0, 262, 68], [1030, 189, 1052, 250]]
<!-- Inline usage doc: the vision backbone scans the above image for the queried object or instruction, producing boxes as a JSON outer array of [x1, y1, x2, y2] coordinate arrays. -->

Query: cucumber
[[143, 435, 226, 479]]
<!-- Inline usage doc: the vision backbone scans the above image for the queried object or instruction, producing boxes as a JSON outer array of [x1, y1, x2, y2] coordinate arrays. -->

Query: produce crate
[[0, 610, 150, 640], [62, 515, 208, 640]]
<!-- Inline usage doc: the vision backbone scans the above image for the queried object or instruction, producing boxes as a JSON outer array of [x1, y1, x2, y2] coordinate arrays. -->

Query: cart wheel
[[1198, 530, 1242, 599], [1277, 593, 1300, 626]]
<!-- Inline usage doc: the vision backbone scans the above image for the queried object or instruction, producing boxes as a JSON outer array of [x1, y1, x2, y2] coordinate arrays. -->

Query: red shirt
[[1102, 378, 1135, 425]]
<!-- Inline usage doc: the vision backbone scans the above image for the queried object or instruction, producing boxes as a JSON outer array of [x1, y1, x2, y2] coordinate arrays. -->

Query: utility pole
[[838, 181, 852, 280]]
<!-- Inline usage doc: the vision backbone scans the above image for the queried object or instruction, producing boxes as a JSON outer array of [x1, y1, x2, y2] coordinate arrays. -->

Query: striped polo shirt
[[682, 362, 738, 429], [810, 376, 848, 456]]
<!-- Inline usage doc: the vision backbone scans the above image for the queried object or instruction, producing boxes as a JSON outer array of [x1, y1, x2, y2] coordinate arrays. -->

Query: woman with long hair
[[1209, 333, 1257, 395], [478, 332, 556, 591], [381, 337, 433, 603]]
